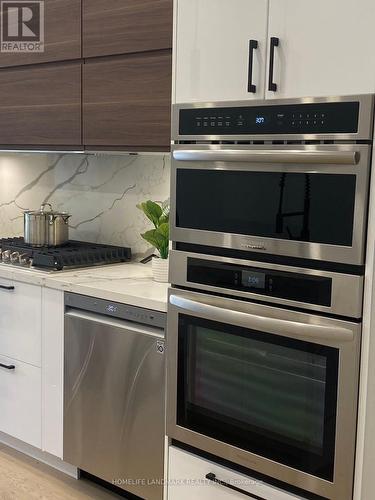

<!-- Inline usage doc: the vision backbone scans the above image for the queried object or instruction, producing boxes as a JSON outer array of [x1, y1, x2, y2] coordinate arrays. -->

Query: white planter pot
[[152, 257, 169, 283]]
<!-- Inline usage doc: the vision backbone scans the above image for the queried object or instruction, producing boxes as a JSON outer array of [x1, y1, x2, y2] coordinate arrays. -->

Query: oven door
[[166, 289, 361, 500], [170, 143, 371, 266]]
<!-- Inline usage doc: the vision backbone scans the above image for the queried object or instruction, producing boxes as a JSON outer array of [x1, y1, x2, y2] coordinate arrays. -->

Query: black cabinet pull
[[247, 39, 258, 93], [205, 473, 265, 500], [0, 285, 14, 291], [0, 363, 15, 370], [268, 36, 279, 92]]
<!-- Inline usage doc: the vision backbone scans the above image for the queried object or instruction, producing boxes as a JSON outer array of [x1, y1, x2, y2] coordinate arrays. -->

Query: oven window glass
[[177, 314, 339, 480], [176, 170, 356, 246]]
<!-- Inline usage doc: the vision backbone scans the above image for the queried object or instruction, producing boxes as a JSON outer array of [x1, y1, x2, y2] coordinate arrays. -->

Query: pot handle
[[40, 202, 53, 213], [62, 214, 71, 224]]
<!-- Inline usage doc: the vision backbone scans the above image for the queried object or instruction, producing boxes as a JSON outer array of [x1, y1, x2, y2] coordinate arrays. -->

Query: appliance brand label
[[240, 241, 266, 251]]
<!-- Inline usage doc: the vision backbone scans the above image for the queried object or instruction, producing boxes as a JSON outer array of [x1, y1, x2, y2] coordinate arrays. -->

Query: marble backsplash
[[0, 152, 170, 255]]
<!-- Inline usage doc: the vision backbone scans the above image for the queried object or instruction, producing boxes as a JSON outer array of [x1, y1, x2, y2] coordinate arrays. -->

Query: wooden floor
[[0, 444, 122, 500]]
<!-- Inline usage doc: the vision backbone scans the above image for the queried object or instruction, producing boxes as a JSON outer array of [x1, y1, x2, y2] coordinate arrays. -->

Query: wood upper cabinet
[[83, 0, 173, 58], [0, 62, 81, 145], [0, 0, 81, 68], [83, 51, 172, 150]]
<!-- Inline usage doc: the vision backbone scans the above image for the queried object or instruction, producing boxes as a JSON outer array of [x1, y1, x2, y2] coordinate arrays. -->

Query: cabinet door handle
[[205, 473, 265, 500], [268, 36, 279, 91], [0, 285, 14, 291], [247, 39, 258, 93], [0, 363, 15, 370]]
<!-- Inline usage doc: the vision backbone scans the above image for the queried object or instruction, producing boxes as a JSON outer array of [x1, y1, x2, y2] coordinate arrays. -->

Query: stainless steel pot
[[24, 203, 71, 247], [46, 210, 71, 247]]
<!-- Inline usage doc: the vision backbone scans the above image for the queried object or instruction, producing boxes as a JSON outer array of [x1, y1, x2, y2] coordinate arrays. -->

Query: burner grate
[[1, 238, 132, 270]]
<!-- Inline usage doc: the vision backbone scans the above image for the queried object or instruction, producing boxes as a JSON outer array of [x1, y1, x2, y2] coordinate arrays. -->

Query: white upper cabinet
[[266, 0, 375, 99], [174, 0, 269, 103], [174, 0, 375, 103]]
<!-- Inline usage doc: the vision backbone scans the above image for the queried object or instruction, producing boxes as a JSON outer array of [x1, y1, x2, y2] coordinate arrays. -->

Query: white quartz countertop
[[0, 262, 169, 312]]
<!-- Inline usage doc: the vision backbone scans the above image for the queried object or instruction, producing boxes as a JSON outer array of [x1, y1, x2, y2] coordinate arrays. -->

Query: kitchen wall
[[0, 153, 170, 255]]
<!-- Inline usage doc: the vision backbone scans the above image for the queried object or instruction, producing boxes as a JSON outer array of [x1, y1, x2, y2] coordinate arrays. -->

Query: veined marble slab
[[0, 152, 170, 255], [0, 262, 169, 312]]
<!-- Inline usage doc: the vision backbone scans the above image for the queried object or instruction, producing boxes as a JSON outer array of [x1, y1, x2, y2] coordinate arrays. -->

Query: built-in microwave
[[170, 95, 374, 268]]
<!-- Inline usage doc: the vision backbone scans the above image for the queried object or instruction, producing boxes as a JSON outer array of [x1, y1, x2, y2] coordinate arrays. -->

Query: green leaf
[[140, 222, 169, 259], [156, 223, 169, 259], [140, 229, 162, 248], [157, 222, 169, 240], [159, 211, 169, 225], [137, 200, 163, 228]]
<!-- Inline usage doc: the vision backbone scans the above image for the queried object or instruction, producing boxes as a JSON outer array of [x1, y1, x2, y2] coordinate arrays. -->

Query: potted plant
[[137, 200, 170, 282]]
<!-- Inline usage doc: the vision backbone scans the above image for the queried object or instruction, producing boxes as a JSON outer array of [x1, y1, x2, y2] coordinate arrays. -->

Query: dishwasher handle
[[65, 309, 165, 340]]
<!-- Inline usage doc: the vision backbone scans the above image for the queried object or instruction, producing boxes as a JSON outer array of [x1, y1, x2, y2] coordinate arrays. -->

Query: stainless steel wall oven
[[167, 95, 373, 500]]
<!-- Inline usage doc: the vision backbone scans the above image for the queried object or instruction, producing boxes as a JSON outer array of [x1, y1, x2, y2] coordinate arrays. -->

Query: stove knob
[[2, 250, 11, 263], [10, 251, 20, 264], [19, 253, 31, 267]]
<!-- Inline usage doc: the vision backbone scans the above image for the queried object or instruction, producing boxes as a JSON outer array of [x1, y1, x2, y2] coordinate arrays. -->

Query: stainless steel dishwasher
[[64, 292, 166, 500]]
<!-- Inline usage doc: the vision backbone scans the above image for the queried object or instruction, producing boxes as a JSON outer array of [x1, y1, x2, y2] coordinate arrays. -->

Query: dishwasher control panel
[[65, 292, 166, 329]]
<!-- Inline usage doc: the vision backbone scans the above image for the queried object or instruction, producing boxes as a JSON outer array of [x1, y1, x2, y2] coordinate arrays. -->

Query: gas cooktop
[[0, 238, 132, 271]]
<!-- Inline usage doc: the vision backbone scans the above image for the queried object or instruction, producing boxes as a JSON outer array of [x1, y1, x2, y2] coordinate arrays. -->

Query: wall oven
[[167, 95, 370, 500], [166, 277, 361, 500], [171, 94, 374, 268]]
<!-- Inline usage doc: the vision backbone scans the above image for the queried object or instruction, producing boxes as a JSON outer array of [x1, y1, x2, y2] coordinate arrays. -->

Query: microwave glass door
[[177, 314, 339, 481], [176, 169, 356, 246]]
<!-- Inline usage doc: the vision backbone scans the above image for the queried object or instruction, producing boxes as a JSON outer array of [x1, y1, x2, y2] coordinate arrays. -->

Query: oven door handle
[[172, 149, 359, 165], [169, 295, 354, 343]]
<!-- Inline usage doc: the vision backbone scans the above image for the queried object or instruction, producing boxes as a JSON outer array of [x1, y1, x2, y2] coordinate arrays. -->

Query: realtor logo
[[1, 0, 44, 52]]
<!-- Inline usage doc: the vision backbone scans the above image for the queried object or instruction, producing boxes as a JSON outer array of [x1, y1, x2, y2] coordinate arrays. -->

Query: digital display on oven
[[255, 116, 266, 125], [241, 271, 266, 289]]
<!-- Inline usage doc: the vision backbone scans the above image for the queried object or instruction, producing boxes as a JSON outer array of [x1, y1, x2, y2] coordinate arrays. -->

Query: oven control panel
[[187, 258, 332, 307], [178, 101, 359, 136]]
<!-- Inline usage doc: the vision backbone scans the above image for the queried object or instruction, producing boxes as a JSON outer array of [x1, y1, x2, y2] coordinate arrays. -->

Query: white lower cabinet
[[0, 353, 41, 448], [168, 446, 302, 500], [41, 287, 64, 458], [0, 278, 42, 367]]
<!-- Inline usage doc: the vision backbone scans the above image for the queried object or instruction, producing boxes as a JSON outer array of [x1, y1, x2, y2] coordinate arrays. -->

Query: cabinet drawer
[[168, 446, 302, 500], [0, 279, 41, 367], [0, 354, 41, 449]]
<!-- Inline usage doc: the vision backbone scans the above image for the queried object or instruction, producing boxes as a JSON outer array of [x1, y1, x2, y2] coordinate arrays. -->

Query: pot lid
[[23, 203, 71, 217]]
